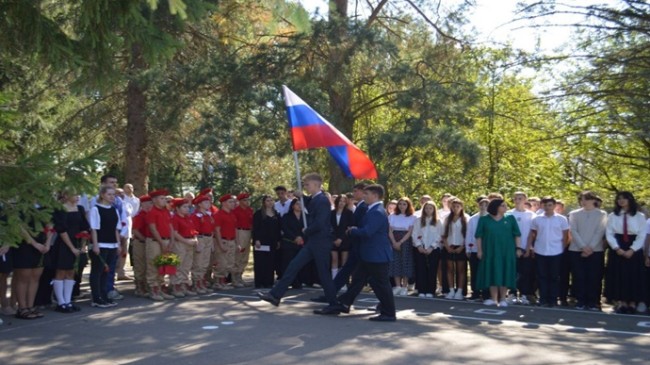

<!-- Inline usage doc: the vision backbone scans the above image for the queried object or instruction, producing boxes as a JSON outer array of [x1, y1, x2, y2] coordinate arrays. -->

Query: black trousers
[[559, 249, 572, 301], [569, 251, 604, 307], [271, 242, 337, 305], [338, 260, 396, 317], [414, 249, 440, 295], [468, 252, 484, 298], [333, 243, 360, 291], [536, 253, 562, 305], [254, 246, 276, 288], [517, 255, 536, 296], [89, 248, 117, 303]]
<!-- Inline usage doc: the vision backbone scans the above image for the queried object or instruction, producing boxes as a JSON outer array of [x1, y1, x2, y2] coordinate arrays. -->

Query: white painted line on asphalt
[[221, 321, 234, 325], [357, 298, 380, 303], [217, 293, 650, 337], [474, 309, 506, 315], [637, 322, 650, 328], [202, 325, 219, 330]]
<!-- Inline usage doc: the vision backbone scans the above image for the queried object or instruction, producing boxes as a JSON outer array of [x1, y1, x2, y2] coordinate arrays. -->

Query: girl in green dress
[[475, 199, 521, 307]]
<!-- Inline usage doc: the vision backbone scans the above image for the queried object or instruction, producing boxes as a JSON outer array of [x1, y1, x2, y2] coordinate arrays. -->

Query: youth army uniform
[[190, 194, 216, 294], [233, 193, 253, 287], [130, 195, 152, 296], [213, 194, 238, 290], [145, 189, 175, 301], [170, 198, 198, 298]]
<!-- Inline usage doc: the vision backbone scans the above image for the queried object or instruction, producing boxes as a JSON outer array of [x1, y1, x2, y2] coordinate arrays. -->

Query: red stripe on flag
[[291, 124, 346, 150], [346, 145, 378, 179]]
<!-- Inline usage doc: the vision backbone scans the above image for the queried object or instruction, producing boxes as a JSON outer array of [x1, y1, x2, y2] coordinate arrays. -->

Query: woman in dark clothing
[[280, 199, 306, 289], [330, 194, 354, 279], [252, 195, 282, 288]]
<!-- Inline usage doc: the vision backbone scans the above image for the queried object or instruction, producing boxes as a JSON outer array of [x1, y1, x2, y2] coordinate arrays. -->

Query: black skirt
[[0, 250, 13, 273], [605, 234, 645, 302], [13, 243, 43, 269]]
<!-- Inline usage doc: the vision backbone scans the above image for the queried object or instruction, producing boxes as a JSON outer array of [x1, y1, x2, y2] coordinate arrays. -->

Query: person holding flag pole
[[257, 86, 378, 315]]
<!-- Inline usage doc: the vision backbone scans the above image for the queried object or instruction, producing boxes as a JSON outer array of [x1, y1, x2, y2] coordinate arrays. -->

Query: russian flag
[[283, 85, 378, 179]]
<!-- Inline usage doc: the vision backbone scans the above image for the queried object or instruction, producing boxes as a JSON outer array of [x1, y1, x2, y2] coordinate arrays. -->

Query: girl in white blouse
[[388, 198, 417, 296], [605, 191, 647, 314], [412, 202, 443, 298], [442, 198, 470, 300]]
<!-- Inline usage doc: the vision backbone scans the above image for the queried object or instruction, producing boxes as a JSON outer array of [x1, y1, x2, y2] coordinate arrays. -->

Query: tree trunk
[[124, 43, 149, 195]]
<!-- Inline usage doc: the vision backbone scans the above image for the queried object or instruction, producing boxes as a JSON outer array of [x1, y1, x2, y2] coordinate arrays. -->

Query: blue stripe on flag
[[286, 105, 324, 128], [326, 146, 353, 178]]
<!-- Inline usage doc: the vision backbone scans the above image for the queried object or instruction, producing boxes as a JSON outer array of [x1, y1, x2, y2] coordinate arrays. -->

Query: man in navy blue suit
[[258, 173, 341, 314], [337, 184, 396, 321]]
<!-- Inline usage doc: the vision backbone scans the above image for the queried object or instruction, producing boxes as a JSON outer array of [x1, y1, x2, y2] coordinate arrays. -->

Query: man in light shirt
[[527, 197, 570, 307], [509, 192, 537, 305]]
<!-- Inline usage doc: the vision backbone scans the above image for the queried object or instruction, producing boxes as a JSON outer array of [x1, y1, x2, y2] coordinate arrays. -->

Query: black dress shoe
[[310, 296, 328, 303], [369, 314, 396, 322], [257, 292, 280, 307], [313, 305, 341, 315]]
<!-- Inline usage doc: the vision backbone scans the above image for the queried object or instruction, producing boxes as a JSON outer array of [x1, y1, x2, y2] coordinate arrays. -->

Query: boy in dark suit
[[258, 173, 340, 314], [337, 184, 396, 321]]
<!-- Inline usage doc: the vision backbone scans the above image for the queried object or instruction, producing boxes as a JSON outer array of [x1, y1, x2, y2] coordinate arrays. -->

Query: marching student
[[190, 194, 216, 294], [89, 186, 121, 308], [145, 189, 175, 301], [442, 198, 470, 300], [233, 193, 254, 288], [131, 194, 152, 297], [605, 191, 647, 314], [412, 201, 443, 298]]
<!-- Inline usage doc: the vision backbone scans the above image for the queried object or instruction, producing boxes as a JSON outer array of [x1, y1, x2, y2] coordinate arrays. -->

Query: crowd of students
[[2, 175, 650, 321]]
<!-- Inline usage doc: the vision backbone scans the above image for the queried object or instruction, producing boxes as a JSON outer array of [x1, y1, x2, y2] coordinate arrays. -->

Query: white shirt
[[443, 214, 470, 246], [414, 209, 423, 218], [388, 214, 417, 231], [274, 199, 291, 217], [509, 208, 536, 249], [605, 211, 647, 251], [466, 212, 486, 253], [412, 217, 443, 249], [531, 213, 569, 256], [89, 203, 122, 249]]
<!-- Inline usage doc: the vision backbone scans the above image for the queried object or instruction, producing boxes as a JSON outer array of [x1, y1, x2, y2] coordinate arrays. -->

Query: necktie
[[623, 213, 629, 243]]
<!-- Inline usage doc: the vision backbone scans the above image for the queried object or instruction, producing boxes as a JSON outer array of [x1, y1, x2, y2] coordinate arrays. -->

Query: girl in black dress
[[330, 194, 354, 279], [14, 209, 53, 319], [252, 195, 282, 288], [280, 199, 306, 289], [52, 189, 89, 312]]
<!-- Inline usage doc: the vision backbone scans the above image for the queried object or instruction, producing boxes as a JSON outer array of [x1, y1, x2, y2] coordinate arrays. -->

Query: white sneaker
[[445, 289, 456, 300], [425, 293, 433, 298], [392, 287, 401, 296], [418, 293, 426, 298], [637, 302, 647, 313], [519, 295, 531, 305], [400, 287, 408, 296], [453, 289, 464, 300], [483, 299, 496, 306], [499, 300, 508, 307], [505, 294, 517, 304]]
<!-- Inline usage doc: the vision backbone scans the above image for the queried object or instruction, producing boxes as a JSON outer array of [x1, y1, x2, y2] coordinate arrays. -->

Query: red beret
[[149, 189, 169, 198], [139, 195, 151, 203], [219, 194, 235, 203], [237, 193, 250, 200], [172, 198, 189, 208], [192, 195, 211, 205], [199, 187, 213, 196]]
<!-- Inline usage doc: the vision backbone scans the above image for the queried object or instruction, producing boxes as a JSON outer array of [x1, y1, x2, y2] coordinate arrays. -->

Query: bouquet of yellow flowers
[[154, 253, 180, 275]]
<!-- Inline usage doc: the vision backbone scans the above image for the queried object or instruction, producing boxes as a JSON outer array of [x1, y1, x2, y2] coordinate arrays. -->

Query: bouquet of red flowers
[[154, 253, 180, 275]]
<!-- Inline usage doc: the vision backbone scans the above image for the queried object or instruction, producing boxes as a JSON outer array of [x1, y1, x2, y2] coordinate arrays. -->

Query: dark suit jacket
[[353, 201, 368, 226], [280, 212, 304, 250], [349, 203, 392, 263], [303, 192, 333, 244]]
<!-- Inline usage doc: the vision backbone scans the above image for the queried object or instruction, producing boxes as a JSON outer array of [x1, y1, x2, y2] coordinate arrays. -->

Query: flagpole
[[293, 151, 308, 229]]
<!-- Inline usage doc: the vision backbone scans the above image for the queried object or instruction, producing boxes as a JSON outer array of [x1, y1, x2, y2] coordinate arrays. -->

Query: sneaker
[[392, 287, 401, 296], [499, 300, 508, 307], [91, 301, 111, 308], [506, 294, 517, 304], [400, 287, 408, 296], [575, 302, 586, 310], [107, 290, 124, 300], [453, 290, 464, 300], [637, 302, 647, 314], [105, 300, 118, 307], [445, 289, 456, 300], [418, 293, 426, 298], [483, 299, 496, 306], [340, 285, 348, 292], [425, 293, 434, 298], [184, 287, 198, 296], [161, 292, 175, 300], [150, 292, 164, 301], [519, 295, 531, 305]]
